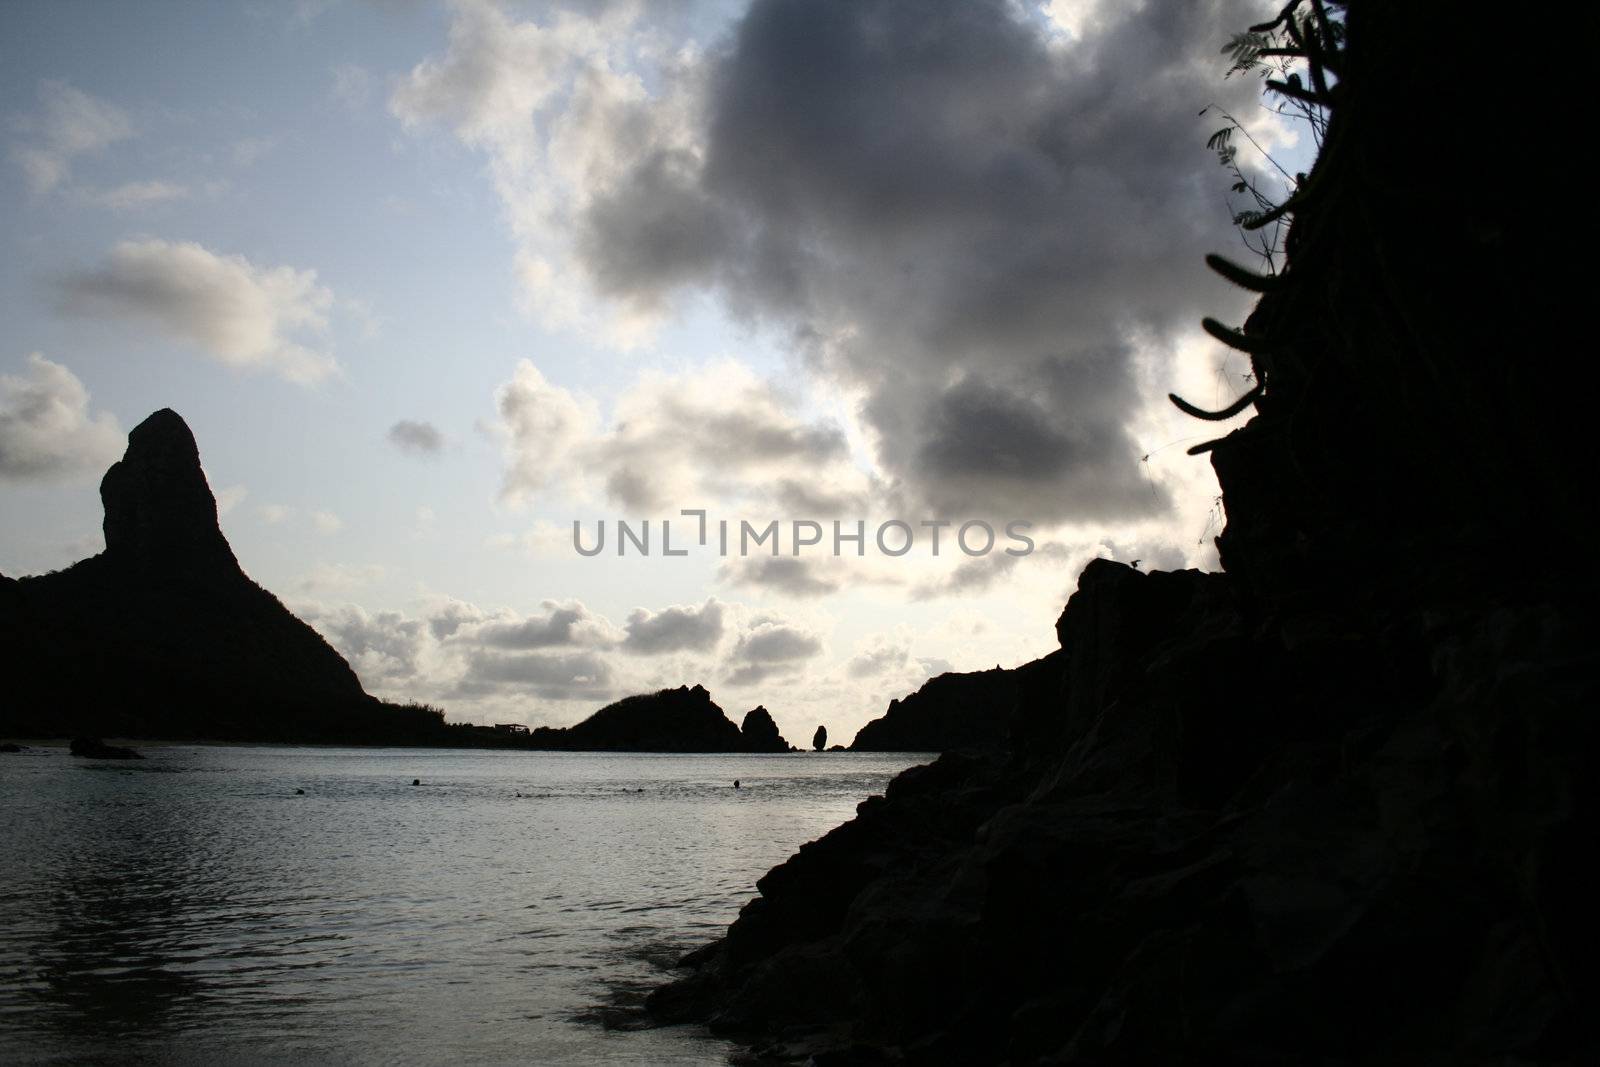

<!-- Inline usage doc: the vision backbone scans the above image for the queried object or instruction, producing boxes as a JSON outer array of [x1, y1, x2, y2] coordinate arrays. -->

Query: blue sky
[[1, 0, 1297, 740]]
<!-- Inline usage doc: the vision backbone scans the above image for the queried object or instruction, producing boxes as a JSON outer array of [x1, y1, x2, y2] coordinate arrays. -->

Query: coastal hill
[[0, 409, 446, 744], [528, 687, 795, 752], [647, 4, 1599, 1062]]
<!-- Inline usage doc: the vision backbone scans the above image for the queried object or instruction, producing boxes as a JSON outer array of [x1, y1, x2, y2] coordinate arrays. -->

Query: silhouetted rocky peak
[[2, 407, 414, 743], [739, 706, 792, 752], [100, 408, 237, 573]]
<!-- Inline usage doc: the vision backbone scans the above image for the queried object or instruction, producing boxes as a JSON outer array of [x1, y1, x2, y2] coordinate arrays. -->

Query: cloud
[[55, 239, 340, 384], [621, 597, 725, 654], [492, 360, 597, 505], [387, 418, 445, 456], [258, 504, 293, 524], [460, 649, 614, 701], [492, 358, 864, 512], [724, 617, 823, 686], [12, 81, 132, 194], [311, 509, 343, 535], [468, 599, 618, 649], [0, 354, 122, 481], [720, 555, 840, 598], [426, 597, 486, 641], [846, 640, 909, 678], [90, 180, 189, 210], [299, 602, 427, 686], [407, 0, 1270, 524], [390, 0, 706, 345]]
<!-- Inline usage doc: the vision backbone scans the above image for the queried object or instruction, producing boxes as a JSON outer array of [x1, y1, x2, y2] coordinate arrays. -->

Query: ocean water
[[0, 745, 926, 1065]]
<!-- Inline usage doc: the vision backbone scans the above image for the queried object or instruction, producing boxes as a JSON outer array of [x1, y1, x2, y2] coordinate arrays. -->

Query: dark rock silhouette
[[811, 725, 826, 752], [0, 742, 24, 753], [849, 653, 1066, 752], [648, 6, 1599, 1062], [0, 409, 447, 744], [68, 737, 143, 760], [738, 706, 792, 752], [526, 684, 793, 752]]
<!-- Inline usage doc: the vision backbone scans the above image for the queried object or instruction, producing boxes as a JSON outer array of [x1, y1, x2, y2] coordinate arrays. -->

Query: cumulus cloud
[[55, 239, 340, 384], [311, 509, 343, 535], [492, 360, 597, 505], [493, 358, 864, 512], [12, 81, 132, 194], [300, 602, 427, 686], [724, 617, 824, 686], [388, 418, 444, 456], [426, 597, 487, 640], [469, 599, 619, 649], [0, 354, 122, 481], [621, 597, 725, 654], [846, 640, 909, 679]]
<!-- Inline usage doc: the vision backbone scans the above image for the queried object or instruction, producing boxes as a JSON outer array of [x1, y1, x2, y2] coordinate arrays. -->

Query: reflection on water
[[0, 746, 924, 1065]]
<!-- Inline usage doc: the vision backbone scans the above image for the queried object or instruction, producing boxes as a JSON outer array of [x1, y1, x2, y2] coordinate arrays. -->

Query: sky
[[0, 0, 1302, 743]]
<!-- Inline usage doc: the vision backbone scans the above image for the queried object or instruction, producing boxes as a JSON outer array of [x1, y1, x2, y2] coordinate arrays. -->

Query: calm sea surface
[[0, 745, 926, 1065]]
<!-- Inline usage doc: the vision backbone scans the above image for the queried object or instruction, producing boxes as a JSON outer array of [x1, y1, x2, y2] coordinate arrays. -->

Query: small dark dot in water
[[412, 779, 420, 786], [295, 788, 305, 795], [733, 779, 741, 789]]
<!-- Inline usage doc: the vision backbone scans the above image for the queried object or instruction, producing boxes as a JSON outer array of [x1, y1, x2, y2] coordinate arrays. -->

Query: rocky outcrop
[[0, 409, 445, 744], [528, 684, 773, 752], [647, 4, 1599, 1061], [812, 725, 827, 751], [740, 706, 794, 752], [850, 653, 1066, 753]]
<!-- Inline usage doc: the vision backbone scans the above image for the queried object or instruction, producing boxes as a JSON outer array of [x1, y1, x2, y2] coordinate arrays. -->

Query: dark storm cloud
[[621, 597, 726, 654], [388, 419, 444, 456], [572, 0, 1264, 521], [576, 148, 732, 307]]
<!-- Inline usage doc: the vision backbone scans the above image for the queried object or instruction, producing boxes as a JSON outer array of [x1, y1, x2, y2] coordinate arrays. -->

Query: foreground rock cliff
[[0, 409, 443, 743], [648, 5, 1597, 1062], [849, 655, 1066, 753]]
